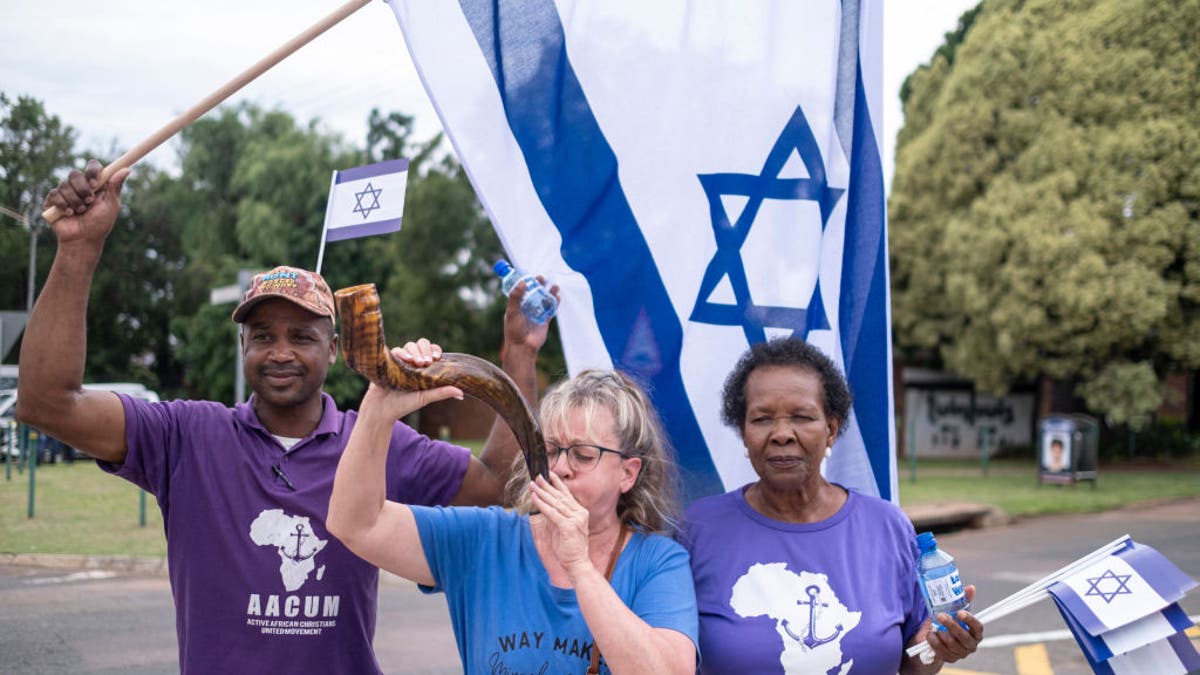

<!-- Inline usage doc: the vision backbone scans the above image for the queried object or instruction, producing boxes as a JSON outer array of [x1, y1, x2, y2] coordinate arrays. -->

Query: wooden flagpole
[[42, 0, 373, 223]]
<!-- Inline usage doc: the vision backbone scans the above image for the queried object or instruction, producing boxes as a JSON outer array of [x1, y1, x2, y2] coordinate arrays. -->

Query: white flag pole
[[906, 535, 1132, 659], [975, 535, 1132, 620], [315, 170, 339, 275], [43, 0, 373, 224]]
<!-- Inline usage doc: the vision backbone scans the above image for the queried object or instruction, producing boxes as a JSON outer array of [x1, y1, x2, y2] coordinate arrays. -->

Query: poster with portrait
[[1041, 432, 1071, 474]]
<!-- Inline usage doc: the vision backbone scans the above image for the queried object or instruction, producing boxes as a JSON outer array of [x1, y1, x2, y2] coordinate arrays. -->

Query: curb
[[904, 502, 1010, 532], [0, 553, 168, 576]]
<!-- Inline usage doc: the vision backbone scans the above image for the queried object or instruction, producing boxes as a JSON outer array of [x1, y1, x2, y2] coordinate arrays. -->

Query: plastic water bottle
[[915, 531, 970, 631], [494, 259, 558, 325]]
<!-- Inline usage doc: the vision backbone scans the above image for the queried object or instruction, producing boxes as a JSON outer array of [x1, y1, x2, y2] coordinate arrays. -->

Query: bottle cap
[[493, 259, 513, 277], [916, 531, 937, 552]]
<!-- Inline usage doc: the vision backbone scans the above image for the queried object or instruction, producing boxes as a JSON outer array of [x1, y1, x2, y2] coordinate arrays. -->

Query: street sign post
[[209, 270, 252, 403]]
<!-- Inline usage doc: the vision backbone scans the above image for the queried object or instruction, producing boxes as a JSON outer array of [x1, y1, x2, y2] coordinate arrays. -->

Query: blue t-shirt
[[680, 486, 927, 674], [411, 505, 699, 674], [100, 392, 470, 675]]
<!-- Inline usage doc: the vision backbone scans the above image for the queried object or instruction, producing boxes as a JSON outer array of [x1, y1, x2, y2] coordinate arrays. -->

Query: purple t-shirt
[[680, 486, 927, 674], [100, 392, 470, 674]]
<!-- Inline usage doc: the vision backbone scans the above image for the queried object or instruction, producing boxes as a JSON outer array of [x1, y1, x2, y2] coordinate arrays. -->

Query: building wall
[[904, 387, 1036, 458]]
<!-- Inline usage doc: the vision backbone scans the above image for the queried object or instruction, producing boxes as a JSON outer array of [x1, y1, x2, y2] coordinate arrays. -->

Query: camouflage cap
[[231, 266, 336, 323]]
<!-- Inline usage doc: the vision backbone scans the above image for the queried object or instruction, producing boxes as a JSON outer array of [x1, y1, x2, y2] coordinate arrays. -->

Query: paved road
[[938, 497, 1200, 675], [0, 567, 459, 675], [0, 497, 1197, 674]]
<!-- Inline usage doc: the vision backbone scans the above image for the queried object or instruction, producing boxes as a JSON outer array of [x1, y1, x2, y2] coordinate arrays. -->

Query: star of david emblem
[[1083, 568, 1134, 604], [352, 182, 383, 220], [689, 106, 844, 344]]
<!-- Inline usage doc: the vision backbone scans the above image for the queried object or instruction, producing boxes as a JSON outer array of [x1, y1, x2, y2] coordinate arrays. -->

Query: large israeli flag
[[389, 0, 894, 502]]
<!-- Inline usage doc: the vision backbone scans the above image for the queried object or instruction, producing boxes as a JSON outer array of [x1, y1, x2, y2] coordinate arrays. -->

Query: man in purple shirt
[[19, 160, 554, 673]]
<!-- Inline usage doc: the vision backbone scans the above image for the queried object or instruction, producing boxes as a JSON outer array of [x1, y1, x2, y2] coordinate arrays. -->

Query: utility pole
[[209, 269, 253, 404]]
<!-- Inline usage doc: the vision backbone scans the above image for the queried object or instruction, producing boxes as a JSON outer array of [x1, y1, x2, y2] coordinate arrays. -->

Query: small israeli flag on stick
[[1049, 542, 1200, 674], [906, 535, 1200, 675], [315, 158, 409, 274]]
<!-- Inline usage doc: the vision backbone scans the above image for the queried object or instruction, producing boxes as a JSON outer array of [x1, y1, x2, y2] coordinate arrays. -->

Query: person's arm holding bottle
[[900, 585, 983, 675], [450, 271, 559, 506]]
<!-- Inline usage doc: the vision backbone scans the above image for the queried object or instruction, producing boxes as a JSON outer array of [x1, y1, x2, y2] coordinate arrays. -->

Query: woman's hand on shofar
[[364, 343, 463, 422], [530, 473, 591, 574], [360, 381, 462, 422], [395, 338, 442, 367]]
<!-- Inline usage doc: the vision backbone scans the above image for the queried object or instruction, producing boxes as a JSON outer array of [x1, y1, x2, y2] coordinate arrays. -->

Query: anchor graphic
[[283, 523, 317, 563], [781, 585, 843, 648]]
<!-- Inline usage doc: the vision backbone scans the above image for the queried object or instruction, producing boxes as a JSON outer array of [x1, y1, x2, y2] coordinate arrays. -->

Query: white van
[[0, 364, 17, 390], [1, 383, 161, 461], [1, 388, 16, 459], [83, 382, 162, 403]]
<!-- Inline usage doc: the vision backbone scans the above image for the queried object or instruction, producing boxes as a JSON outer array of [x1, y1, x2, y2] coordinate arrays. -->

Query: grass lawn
[[897, 457, 1200, 518], [0, 438, 490, 558], [1, 459, 166, 557], [2, 454, 1197, 558]]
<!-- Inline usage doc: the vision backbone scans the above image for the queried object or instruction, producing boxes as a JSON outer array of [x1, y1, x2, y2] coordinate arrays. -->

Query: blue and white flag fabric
[[1055, 599, 1195, 665], [389, 0, 894, 502], [1086, 632, 1200, 675], [322, 158, 409, 243], [1049, 541, 1199, 674]]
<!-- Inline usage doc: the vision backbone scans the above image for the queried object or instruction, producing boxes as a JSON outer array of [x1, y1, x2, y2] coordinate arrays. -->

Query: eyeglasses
[[544, 443, 628, 472]]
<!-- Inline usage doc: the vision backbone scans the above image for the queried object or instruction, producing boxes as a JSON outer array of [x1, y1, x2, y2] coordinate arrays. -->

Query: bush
[[1099, 420, 1200, 461], [992, 442, 1036, 461], [1136, 421, 1200, 459]]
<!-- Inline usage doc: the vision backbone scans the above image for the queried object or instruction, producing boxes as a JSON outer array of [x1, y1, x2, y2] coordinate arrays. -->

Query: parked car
[[1, 388, 16, 461], [1, 389, 77, 464], [0, 364, 17, 390], [0, 383, 162, 462]]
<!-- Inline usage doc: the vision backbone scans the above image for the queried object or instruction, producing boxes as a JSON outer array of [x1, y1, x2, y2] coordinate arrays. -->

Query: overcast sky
[[1, 0, 977, 194]]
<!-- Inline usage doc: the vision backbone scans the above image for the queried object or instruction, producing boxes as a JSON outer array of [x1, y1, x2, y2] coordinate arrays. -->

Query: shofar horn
[[334, 283, 548, 482]]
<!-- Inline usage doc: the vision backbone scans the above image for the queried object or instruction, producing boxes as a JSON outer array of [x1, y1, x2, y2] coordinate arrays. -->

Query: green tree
[[10, 97, 563, 408], [83, 165, 188, 393], [889, 0, 1200, 428], [164, 104, 361, 403], [0, 93, 78, 312], [158, 103, 565, 408], [330, 108, 565, 402]]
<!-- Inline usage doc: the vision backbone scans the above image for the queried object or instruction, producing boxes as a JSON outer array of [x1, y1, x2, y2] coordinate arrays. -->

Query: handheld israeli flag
[[389, 0, 894, 502], [1084, 632, 1200, 675], [315, 158, 410, 273], [1049, 542, 1199, 674]]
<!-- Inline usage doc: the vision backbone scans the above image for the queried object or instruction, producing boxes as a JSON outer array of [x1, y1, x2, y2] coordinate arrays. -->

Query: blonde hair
[[505, 369, 682, 533]]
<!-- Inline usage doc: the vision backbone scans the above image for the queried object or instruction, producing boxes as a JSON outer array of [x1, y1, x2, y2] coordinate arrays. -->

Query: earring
[[824, 446, 832, 459]]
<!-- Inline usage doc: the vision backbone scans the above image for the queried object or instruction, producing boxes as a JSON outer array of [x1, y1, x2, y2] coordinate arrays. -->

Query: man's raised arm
[[16, 160, 132, 464]]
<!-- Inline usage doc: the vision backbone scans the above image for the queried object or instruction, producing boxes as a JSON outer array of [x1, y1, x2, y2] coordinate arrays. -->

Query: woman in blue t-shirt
[[329, 347, 698, 675], [680, 337, 983, 674]]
